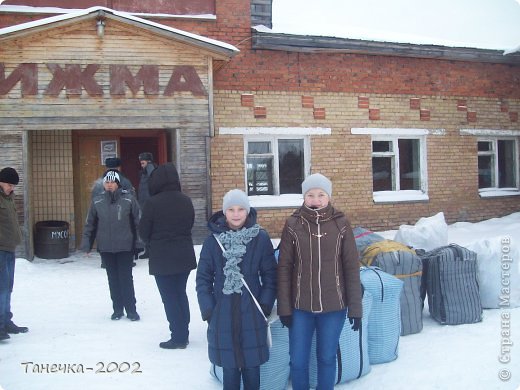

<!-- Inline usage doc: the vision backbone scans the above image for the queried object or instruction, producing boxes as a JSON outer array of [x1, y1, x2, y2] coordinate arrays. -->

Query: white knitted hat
[[301, 173, 332, 197], [222, 189, 250, 214]]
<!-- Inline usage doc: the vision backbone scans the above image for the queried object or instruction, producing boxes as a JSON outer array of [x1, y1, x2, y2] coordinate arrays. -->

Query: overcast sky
[[272, 0, 520, 51]]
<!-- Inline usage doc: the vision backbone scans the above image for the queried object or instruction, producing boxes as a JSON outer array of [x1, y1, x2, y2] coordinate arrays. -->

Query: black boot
[[111, 312, 124, 320], [5, 322, 29, 334], [159, 339, 189, 349], [0, 331, 10, 341], [127, 312, 140, 321]]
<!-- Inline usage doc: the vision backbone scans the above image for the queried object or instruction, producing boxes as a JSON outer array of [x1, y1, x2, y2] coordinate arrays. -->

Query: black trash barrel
[[34, 220, 69, 259]]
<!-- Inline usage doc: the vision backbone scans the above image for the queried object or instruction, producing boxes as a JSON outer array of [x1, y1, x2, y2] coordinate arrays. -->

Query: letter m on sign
[[110, 65, 159, 96], [0, 63, 38, 96]]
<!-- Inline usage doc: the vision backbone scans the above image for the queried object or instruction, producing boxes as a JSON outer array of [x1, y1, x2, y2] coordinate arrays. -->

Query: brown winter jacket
[[0, 188, 22, 253], [277, 203, 362, 318]]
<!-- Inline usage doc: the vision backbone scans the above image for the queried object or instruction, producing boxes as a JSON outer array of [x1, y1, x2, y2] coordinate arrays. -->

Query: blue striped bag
[[309, 289, 373, 387], [360, 267, 403, 364], [210, 317, 290, 390]]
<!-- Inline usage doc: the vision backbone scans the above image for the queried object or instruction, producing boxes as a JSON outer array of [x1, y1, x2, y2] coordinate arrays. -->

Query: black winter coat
[[196, 209, 277, 369], [138, 163, 196, 275]]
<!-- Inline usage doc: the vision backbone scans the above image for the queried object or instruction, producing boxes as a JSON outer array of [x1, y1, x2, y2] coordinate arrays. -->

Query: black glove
[[260, 304, 272, 318], [349, 317, 361, 332], [280, 315, 292, 328], [202, 310, 212, 323]]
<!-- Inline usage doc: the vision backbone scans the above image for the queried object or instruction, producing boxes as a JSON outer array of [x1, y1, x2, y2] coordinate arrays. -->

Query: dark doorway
[[120, 137, 160, 191]]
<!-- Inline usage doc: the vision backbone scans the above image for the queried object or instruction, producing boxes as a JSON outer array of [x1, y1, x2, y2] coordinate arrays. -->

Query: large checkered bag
[[420, 244, 482, 325], [370, 250, 423, 336], [360, 267, 403, 364], [309, 289, 373, 387], [210, 316, 290, 390]]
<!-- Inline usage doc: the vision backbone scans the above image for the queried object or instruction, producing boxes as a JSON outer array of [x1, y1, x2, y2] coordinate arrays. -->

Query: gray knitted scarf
[[218, 224, 261, 295]]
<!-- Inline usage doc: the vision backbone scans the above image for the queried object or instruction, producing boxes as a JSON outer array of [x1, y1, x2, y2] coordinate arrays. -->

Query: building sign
[[101, 140, 118, 165], [0, 63, 207, 97]]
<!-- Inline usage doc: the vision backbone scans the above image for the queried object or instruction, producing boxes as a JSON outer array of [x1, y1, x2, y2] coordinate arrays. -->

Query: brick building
[[0, 0, 519, 259]]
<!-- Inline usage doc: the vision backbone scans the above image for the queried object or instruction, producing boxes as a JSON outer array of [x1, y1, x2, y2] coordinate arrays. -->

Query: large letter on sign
[[44, 64, 103, 96], [110, 65, 159, 96], [0, 63, 38, 96], [164, 65, 206, 96]]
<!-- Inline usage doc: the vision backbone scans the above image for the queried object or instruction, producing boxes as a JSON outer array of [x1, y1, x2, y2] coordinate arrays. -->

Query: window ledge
[[373, 190, 429, 203], [249, 194, 303, 209], [479, 189, 520, 198]]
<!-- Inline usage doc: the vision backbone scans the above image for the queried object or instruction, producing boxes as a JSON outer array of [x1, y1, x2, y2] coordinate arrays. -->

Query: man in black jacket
[[136, 152, 157, 259]]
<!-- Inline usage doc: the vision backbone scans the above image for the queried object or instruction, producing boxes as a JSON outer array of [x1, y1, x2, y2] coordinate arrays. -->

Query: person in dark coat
[[138, 163, 196, 349], [0, 167, 28, 341], [136, 152, 157, 259], [81, 169, 141, 322], [196, 189, 277, 390]]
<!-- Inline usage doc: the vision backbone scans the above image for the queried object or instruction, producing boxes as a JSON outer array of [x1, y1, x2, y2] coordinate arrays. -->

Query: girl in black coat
[[138, 163, 197, 349], [196, 189, 277, 390]]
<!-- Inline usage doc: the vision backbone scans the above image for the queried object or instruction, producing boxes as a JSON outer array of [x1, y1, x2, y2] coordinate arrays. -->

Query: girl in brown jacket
[[277, 173, 362, 390]]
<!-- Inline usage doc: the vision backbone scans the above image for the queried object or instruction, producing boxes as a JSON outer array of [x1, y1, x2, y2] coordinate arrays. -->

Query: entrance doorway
[[72, 131, 167, 248]]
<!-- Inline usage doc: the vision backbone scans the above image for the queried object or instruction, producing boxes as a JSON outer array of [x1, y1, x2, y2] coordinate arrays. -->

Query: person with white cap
[[196, 189, 277, 390], [0, 167, 28, 341], [81, 169, 141, 322], [277, 173, 362, 390]]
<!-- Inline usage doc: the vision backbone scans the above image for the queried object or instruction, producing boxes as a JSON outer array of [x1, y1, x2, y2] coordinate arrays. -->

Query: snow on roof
[[0, 6, 238, 55], [0, 4, 216, 20]]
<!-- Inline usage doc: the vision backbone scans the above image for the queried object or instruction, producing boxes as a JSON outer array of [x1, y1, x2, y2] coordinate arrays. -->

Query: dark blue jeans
[[222, 366, 260, 390], [101, 251, 136, 314], [289, 308, 346, 390], [0, 250, 15, 331], [155, 272, 191, 343]]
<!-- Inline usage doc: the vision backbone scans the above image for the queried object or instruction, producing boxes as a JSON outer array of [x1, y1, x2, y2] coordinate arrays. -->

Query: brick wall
[[212, 90, 520, 237]]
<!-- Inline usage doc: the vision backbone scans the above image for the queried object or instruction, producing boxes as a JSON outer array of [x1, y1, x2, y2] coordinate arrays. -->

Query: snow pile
[[394, 212, 448, 251]]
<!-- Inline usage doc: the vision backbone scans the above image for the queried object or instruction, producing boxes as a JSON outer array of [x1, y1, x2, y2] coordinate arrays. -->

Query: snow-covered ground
[[1, 213, 519, 390]]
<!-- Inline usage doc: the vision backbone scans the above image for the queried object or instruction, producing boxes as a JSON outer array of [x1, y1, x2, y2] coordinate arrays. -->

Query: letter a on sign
[[164, 65, 207, 96]]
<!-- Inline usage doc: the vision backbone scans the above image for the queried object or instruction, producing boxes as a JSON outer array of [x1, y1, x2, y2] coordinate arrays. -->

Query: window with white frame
[[477, 138, 519, 190], [371, 137, 426, 193], [245, 137, 307, 196]]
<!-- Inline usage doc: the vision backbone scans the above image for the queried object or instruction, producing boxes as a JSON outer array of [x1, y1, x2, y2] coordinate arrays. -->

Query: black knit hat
[[138, 152, 153, 162], [105, 157, 121, 169], [0, 167, 20, 185]]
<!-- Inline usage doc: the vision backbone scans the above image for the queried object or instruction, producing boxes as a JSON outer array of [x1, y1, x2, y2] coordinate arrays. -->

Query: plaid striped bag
[[420, 244, 482, 325], [360, 267, 403, 364]]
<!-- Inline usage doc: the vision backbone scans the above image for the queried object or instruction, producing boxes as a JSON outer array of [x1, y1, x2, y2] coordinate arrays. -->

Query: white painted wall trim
[[219, 127, 331, 135], [460, 129, 520, 136], [351, 128, 445, 136]]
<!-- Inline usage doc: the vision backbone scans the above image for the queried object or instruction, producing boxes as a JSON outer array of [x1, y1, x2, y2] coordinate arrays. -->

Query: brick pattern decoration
[[420, 109, 430, 121], [302, 95, 314, 108], [254, 106, 267, 118], [410, 98, 421, 109], [213, 90, 520, 238], [241, 93, 254, 107], [498, 100, 519, 123]]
